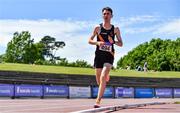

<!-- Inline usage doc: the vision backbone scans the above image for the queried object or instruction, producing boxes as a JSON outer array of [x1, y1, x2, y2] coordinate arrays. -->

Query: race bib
[[99, 43, 112, 52]]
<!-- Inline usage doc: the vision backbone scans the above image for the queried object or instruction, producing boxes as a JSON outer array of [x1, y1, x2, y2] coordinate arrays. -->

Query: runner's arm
[[88, 27, 104, 46], [114, 27, 123, 47]]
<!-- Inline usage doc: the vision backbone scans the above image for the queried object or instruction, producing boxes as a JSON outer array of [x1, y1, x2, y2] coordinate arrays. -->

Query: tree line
[[0, 31, 92, 68], [1, 31, 179, 70], [117, 38, 180, 71]]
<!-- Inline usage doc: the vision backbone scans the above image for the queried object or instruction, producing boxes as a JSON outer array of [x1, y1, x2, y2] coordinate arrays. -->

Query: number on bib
[[99, 43, 112, 52]]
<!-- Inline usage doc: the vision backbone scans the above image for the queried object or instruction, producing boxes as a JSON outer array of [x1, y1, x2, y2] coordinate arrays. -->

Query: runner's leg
[[95, 68, 102, 85], [95, 63, 112, 106]]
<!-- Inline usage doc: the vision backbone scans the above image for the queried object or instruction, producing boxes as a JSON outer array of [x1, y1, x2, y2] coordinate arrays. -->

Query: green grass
[[174, 101, 180, 104], [0, 63, 180, 78]]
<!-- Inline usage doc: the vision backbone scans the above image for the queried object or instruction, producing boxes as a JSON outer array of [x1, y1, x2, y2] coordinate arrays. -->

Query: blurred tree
[[5, 31, 37, 63], [117, 38, 180, 71], [40, 36, 65, 63]]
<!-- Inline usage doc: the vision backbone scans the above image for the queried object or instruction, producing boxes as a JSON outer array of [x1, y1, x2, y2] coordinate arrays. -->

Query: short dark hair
[[102, 7, 113, 14]]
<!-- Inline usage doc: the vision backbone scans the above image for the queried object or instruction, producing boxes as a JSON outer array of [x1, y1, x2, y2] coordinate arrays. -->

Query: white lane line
[[71, 102, 167, 113]]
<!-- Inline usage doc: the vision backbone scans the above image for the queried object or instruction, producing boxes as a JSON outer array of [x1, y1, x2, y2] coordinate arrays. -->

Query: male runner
[[88, 7, 123, 108]]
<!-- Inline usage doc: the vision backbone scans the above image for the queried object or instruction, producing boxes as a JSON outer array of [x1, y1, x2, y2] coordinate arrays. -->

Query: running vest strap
[[96, 23, 115, 53]]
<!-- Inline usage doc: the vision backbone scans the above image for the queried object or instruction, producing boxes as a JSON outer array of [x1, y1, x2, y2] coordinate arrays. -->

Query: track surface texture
[[0, 98, 179, 113]]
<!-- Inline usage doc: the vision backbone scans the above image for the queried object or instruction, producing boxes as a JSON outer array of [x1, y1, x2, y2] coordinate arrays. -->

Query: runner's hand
[[114, 41, 123, 47], [96, 41, 105, 47]]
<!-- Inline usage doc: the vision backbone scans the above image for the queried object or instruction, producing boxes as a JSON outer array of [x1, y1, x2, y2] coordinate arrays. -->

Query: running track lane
[[0, 98, 179, 113]]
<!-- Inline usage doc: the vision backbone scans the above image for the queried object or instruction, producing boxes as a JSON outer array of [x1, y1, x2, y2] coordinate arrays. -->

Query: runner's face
[[102, 10, 112, 21]]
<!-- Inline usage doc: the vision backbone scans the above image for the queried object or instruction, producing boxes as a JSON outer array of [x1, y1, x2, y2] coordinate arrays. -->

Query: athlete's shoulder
[[114, 26, 120, 33], [94, 24, 100, 29], [94, 25, 101, 34], [114, 26, 120, 30]]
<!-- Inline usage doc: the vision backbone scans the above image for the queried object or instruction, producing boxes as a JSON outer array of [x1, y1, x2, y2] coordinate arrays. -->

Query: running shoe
[[94, 103, 100, 108]]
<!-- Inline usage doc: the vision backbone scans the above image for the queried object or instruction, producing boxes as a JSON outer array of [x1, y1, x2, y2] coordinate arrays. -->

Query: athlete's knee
[[100, 74, 106, 81], [103, 63, 112, 68]]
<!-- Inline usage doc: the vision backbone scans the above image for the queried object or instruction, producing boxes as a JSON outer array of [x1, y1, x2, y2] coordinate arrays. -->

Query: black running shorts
[[94, 51, 114, 68]]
